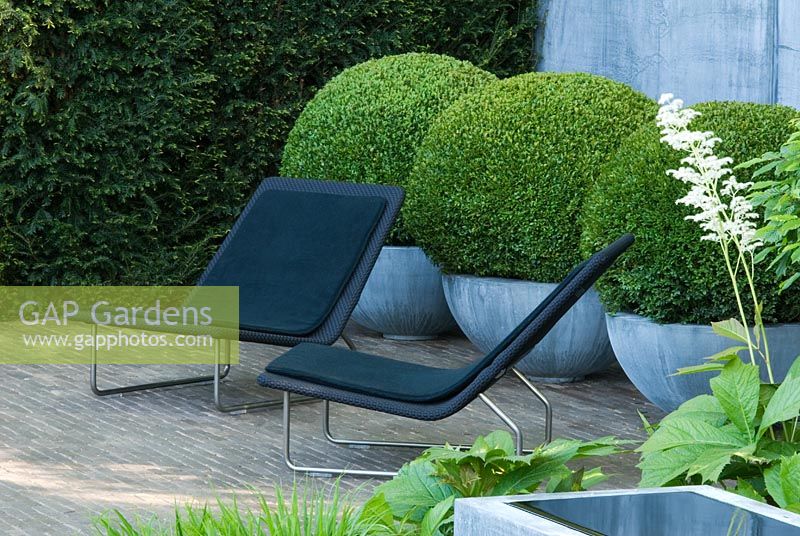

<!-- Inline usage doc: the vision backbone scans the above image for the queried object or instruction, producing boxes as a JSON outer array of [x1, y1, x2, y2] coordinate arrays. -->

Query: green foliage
[[405, 72, 655, 281], [281, 53, 496, 244], [0, 0, 537, 284], [581, 101, 800, 324], [638, 355, 800, 510], [742, 118, 800, 291], [376, 430, 627, 536], [93, 480, 397, 536], [1, 0, 222, 284], [92, 432, 626, 536]]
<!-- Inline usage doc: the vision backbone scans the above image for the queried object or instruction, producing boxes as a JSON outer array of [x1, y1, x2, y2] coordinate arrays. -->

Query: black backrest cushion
[[445, 234, 632, 399], [476, 234, 634, 383], [201, 189, 386, 335], [432, 259, 589, 395]]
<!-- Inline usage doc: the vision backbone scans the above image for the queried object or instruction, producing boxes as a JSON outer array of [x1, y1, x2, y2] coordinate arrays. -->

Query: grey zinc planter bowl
[[454, 486, 800, 536], [442, 275, 615, 382], [351, 246, 456, 340], [606, 312, 800, 412]]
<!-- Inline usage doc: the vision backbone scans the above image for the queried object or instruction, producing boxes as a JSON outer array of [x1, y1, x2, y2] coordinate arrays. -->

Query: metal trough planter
[[454, 486, 800, 535]]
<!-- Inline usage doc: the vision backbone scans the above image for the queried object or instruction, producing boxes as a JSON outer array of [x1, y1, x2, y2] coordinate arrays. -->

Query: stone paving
[[0, 323, 664, 535]]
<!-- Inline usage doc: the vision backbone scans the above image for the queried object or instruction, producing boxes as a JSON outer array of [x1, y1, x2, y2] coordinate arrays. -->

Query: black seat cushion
[[263, 259, 593, 401], [201, 189, 386, 336], [265, 343, 474, 403]]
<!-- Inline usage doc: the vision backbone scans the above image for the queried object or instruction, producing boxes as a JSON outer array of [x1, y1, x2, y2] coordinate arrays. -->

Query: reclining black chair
[[90, 177, 404, 413], [258, 234, 634, 476]]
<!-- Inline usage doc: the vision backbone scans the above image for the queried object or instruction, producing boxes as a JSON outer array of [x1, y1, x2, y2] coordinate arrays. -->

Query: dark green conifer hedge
[[0, 0, 536, 284]]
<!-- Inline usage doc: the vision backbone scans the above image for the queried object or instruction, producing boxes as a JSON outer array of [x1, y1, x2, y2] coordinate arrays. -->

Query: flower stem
[[720, 239, 757, 366], [731, 239, 774, 382]]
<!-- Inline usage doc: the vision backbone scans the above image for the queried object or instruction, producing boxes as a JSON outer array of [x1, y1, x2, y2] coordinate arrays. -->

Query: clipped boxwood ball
[[581, 101, 800, 324], [280, 53, 496, 244], [405, 72, 656, 282]]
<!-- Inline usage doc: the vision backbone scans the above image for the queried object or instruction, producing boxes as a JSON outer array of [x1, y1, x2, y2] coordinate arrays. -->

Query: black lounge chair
[[90, 177, 404, 412], [257, 234, 634, 476]]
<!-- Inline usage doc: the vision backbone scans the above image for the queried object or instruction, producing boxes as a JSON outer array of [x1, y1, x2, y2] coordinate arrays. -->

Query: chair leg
[[340, 333, 357, 350], [213, 339, 320, 413], [511, 367, 552, 443], [320, 368, 551, 454], [282, 391, 397, 478], [215, 333, 356, 412], [89, 331, 338, 412], [90, 363, 231, 396], [282, 390, 528, 477], [218, 333, 354, 412], [477, 393, 523, 455], [321, 397, 524, 451], [89, 323, 232, 396], [321, 400, 472, 451]]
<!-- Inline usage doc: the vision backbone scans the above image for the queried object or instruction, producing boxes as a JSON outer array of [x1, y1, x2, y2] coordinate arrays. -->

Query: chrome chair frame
[[266, 233, 635, 478], [281, 367, 552, 478]]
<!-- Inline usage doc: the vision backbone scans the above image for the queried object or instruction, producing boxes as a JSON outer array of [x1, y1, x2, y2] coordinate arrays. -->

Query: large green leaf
[[419, 495, 455, 536], [375, 459, 455, 523], [755, 437, 800, 461], [660, 395, 727, 427], [710, 359, 760, 440], [463, 435, 494, 460], [638, 418, 755, 487], [675, 346, 749, 376], [638, 441, 755, 488], [544, 466, 580, 493], [423, 447, 473, 464], [765, 455, 800, 509], [711, 318, 751, 344], [491, 441, 582, 496], [492, 438, 623, 496], [733, 479, 766, 503], [491, 463, 555, 496], [359, 493, 394, 526], [519, 439, 583, 464], [706, 346, 750, 362], [686, 445, 755, 483], [378, 431, 621, 530], [478, 431, 516, 456], [759, 356, 800, 437], [423, 431, 516, 465], [576, 467, 609, 490], [358, 493, 407, 535], [638, 444, 710, 487], [573, 436, 632, 458], [638, 419, 750, 454], [675, 362, 725, 376]]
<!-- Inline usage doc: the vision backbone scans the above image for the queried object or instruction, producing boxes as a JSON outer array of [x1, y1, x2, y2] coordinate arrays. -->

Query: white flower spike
[[657, 93, 761, 252]]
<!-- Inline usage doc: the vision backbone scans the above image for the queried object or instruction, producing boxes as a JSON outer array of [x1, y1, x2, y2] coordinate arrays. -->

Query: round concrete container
[[442, 275, 615, 382], [352, 246, 456, 340], [606, 312, 800, 412]]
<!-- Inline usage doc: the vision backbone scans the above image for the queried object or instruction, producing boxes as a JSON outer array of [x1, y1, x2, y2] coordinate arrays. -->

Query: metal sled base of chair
[[89, 362, 232, 396], [89, 334, 358, 412], [90, 362, 315, 413], [281, 368, 553, 478]]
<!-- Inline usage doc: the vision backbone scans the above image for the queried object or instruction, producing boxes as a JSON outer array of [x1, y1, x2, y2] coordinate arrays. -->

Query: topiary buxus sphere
[[404, 72, 656, 281], [280, 53, 496, 244], [581, 101, 800, 324]]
